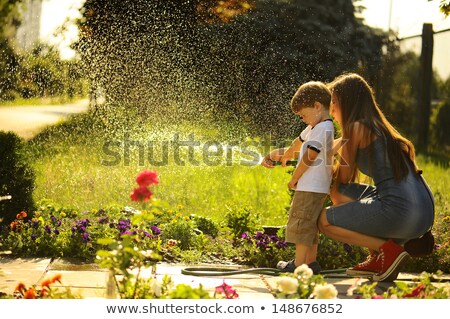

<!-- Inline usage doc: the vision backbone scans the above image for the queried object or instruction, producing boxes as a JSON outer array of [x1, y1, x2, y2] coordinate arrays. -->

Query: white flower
[[151, 279, 162, 297], [294, 264, 313, 280], [277, 276, 299, 294], [312, 284, 338, 299]]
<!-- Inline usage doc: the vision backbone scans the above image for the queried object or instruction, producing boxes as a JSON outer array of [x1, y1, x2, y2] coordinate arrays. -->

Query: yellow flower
[[60, 212, 66, 218], [312, 284, 338, 299], [276, 276, 299, 294], [176, 213, 182, 218]]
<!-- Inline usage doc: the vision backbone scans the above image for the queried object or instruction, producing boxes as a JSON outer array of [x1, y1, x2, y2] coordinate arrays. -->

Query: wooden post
[[417, 23, 433, 153]]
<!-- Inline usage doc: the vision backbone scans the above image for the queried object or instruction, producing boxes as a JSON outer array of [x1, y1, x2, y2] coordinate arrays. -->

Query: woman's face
[[330, 92, 342, 125]]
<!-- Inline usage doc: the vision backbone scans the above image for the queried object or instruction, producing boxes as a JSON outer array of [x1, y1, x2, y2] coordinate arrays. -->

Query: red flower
[[41, 279, 52, 288], [15, 283, 26, 293], [16, 211, 27, 220], [130, 185, 153, 202], [24, 288, 37, 299], [136, 170, 159, 187], [405, 284, 425, 298], [51, 274, 62, 283]]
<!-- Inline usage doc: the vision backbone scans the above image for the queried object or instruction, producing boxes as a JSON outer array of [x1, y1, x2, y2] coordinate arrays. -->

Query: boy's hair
[[290, 81, 331, 113]]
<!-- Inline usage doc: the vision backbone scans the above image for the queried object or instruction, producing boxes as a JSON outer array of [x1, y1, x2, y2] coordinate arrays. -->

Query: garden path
[[0, 99, 89, 140], [1, 256, 444, 299]]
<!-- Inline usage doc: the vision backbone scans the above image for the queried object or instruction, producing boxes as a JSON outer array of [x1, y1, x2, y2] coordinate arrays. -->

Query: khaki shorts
[[285, 191, 327, 246]]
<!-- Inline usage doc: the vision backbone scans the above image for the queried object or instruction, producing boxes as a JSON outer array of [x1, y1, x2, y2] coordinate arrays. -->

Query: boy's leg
[[305, 243, 318, 264], [294, 243, 309, 266]]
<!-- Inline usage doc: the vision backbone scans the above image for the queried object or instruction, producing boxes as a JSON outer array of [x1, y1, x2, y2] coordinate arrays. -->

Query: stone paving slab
[[154, 263, 275, 299], [2, 257, 449, 299], [0, 257, 51, 295]]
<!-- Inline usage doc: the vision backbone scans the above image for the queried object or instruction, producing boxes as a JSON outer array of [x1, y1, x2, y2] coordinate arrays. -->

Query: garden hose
[[181, 266, 347, 277]]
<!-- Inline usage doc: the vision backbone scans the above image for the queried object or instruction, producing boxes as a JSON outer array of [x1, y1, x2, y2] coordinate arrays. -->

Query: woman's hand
[[261, 148, 285, 168], [261, 155, 276, 168]]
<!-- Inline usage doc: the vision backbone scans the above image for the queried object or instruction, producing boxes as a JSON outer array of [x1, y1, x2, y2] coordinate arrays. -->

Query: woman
[[318, 73, 435, 281]]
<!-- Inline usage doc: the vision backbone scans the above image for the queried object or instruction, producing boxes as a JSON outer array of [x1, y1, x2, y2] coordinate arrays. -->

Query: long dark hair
[[329, 73, 419, 181]]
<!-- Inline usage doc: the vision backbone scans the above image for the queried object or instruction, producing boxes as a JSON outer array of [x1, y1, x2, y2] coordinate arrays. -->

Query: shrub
[[0, 131, 36, 225], [191, 214, 219, 238], [224, 207, 259, 240], [160, 216, 199, 250], [430, 99, 450, 152], [237, 231, 293, 268]]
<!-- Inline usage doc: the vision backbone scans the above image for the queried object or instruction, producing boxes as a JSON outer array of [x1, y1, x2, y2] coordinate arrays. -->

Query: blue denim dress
[[326, 138, 435, 242]]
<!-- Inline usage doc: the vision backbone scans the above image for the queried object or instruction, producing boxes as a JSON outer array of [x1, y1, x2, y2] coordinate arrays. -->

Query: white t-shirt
[[296, 119, 334, 194]]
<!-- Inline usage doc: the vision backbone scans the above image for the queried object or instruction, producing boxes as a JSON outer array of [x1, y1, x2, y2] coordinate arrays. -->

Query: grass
[[25, 110, 450, 229], [27, 112, 293, 226]]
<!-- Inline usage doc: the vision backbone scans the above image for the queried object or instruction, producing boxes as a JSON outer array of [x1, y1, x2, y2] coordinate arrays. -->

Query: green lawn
[[28, 113, 449, 228]]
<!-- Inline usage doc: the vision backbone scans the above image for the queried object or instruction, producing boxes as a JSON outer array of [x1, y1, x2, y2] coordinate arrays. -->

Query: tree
[[0, 0, 22, 101], [75, 0, 386, 137], [440, 0, 450, 16]]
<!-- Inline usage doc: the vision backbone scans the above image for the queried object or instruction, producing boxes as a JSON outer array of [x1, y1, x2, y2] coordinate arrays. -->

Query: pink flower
[[136, 170, 159, 187], [130, 185, 153, 202], [215, 281, 239, 299]]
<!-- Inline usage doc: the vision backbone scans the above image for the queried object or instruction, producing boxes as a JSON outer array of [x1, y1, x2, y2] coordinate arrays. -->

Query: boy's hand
[[288, 178, 298, 189]]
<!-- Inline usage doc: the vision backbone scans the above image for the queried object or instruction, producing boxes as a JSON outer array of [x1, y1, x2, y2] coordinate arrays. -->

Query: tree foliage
[[76, 0, 385, 137], [440, 0, 450, 16]]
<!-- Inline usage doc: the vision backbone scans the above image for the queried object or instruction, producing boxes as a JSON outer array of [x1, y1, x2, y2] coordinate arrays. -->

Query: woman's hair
[[329, 73, 418, 181], [290, 81, 331, 113]]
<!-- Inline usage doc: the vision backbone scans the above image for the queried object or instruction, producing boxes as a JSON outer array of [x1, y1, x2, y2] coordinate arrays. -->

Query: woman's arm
[[335, 123, 365, 184]]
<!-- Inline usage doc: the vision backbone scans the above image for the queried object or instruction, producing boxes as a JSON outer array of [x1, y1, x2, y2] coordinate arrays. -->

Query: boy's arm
[[288, 147, 319, 189], [280, 137, 302, 166], [262, 137, 302, 168]]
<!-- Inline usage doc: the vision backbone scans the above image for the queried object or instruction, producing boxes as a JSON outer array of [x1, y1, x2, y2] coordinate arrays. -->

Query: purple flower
[[31, 234, 37, 241], [117, 219, 131, 234], [82, 232, 91, 243], [98, 216, 109, 224], [143, 231, 152, 238], [50, 215, 57, 223], [53, 229, 60, 235], [151, 225, 161, 235], [44, 225, 52, 234], [344, 243, 352, 253], [255, 231, 264, 240], [275, 241, 287, 249], [29, 219, 39, 229]]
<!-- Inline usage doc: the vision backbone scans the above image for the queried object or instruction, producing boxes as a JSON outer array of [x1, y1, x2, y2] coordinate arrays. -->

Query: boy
[[262, 81, 333, 274]]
